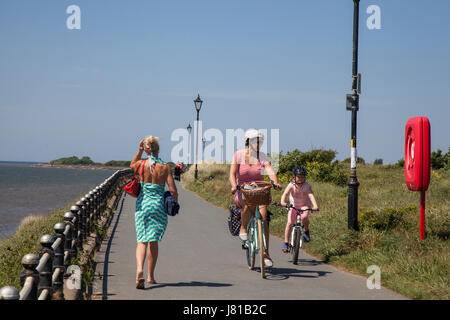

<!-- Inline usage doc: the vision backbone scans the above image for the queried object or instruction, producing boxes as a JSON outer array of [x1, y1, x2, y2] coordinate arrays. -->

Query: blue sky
[[0, 0, 449, 164]]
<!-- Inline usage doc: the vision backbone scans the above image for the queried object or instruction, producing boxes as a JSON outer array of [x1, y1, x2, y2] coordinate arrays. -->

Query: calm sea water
[[0, 162, 116, 241]]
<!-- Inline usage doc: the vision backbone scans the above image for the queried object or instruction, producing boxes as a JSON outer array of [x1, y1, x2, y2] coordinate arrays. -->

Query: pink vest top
[[288, 181, 312, 208], [233, 149, 269, 185]]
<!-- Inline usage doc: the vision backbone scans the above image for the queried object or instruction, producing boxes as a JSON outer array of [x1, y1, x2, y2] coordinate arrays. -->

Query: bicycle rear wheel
[[291, 227, 301, 265]]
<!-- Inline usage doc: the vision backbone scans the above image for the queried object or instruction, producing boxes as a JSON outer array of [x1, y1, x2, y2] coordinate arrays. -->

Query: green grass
[[0, 202, 75, 289], [182, 161, 449, 300]]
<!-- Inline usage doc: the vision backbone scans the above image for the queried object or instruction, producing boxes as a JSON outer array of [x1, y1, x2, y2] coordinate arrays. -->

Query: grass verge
[[0, 197, 83, 289]]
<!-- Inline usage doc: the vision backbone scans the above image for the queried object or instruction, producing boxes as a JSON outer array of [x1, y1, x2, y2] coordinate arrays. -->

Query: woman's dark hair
[[245, 138, 260, 160]]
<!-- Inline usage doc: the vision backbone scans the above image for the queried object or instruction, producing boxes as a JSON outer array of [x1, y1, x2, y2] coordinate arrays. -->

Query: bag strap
[[132, 160, 145, 181], [140, 160, 145, 179]]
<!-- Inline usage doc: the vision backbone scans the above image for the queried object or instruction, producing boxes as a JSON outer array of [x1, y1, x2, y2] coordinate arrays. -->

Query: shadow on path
[[102, 195, 126, 300], [264, 265, 332, 281], [144, 281, 233, 291]]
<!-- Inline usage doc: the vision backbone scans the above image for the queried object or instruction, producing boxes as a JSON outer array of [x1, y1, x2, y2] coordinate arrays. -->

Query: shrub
[[373, 159, 383, 165], [359, 206, 416, 231], [397, 158, 405, 168], [50, 156, 94, 165], [444, 147, 450, 170], [305, 161, 347, 186], [431, 149, 445, 170], [278, 149, 338, 173]]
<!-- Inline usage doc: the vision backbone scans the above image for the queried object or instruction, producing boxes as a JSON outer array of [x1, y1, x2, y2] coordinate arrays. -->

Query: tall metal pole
[[194, 110, 199, 179], [202, 137, 206, 162], [188, 133, 190, 164], [187, 124, 192, 165], [346, 0, 361, 231]]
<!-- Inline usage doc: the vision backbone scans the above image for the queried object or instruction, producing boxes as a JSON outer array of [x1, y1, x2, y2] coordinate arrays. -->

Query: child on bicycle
[[280, 165, 319, 253]]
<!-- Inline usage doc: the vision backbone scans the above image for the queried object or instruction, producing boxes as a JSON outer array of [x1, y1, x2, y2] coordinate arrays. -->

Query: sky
[[0, 0, 449, 164]]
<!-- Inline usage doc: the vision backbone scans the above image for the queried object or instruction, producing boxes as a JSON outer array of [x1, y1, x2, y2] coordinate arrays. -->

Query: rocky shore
[[33, 163, 129, 170]]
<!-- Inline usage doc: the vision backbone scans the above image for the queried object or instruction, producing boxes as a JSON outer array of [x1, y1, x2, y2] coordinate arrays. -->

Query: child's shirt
[[288, 181, 313, 208]]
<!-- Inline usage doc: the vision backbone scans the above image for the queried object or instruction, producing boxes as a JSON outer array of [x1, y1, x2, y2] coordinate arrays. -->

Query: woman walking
[[130, 135, 178, 289]]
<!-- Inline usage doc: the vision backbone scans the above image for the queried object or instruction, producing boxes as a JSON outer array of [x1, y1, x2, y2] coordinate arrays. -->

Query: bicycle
[[274, 202, 319, 265], [236, 180, 280, 279]]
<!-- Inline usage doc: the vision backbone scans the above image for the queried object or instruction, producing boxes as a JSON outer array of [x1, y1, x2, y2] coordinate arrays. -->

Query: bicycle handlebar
[[272, 201, 319, 213]]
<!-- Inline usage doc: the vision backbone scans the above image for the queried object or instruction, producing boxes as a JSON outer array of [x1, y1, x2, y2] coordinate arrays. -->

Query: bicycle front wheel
[[247, 220, 256, 270], [291, 227, 301, 265], [257, 219, 265, 278]]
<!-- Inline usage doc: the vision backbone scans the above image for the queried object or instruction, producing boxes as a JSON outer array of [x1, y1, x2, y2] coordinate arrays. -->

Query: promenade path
[[92, 181, 407, 300]]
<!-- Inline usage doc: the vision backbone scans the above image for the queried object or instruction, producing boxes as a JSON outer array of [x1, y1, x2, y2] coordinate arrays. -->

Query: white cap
[[245, 129, 264, 144]]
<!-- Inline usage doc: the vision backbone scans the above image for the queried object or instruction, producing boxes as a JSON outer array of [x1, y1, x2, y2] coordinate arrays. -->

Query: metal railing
[[0, 168, 132, 300]]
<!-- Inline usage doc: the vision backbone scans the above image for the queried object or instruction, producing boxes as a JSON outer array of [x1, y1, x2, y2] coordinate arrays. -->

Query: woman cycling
[[229, 129, 281, 267]]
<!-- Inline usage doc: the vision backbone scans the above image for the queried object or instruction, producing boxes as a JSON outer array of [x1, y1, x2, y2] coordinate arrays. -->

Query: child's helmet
[[292, 165, 307, 176]]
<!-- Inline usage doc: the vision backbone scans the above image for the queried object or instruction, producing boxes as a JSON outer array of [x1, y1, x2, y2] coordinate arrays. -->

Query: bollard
[[95, 187, 101, 218], [19, 253, 40, 300], [70, 205, 80, 256], [52, 222, 66, 300], [78, 199, 87, 241], [63, 212, 75, 263], [82, 196, 90, 238], [91, 190, 98, 220], [89, 191, 96, 222], [38, 234, 54, 299], [0, 286, 20, 300], [74, 203, 84, 249]]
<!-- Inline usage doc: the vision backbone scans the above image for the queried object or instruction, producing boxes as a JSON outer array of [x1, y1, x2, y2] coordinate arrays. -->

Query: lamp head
[[194, 94, 203, 112]]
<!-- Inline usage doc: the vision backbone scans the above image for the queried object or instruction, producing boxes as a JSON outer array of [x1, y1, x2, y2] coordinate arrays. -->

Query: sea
[[0, 161, 117, 242]]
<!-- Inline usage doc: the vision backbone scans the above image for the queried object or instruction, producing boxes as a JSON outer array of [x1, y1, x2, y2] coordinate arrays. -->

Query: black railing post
[[87, 192, 94, 233], [70, 205, 80, 256], [52, 222, 66, 300], [80, 197, 89, 241], [63, 212, 75, 264], [38, 234, 54, 299], [19, 253, 40, 300], [74, 203, 84, 249]]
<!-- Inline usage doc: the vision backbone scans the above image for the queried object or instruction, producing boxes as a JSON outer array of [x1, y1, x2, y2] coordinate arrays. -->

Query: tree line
[[49, 156, 131, 167]]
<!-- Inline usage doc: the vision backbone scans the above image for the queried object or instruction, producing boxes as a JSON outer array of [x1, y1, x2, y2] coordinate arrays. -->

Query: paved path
[[92, 181, 407, 300]]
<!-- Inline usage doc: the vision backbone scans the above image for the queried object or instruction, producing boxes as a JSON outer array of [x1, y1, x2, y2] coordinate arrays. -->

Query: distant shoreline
[[33, 163, 128, 170]]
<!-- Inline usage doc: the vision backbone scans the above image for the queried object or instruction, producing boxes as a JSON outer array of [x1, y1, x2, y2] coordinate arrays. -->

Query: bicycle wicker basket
[[241, 181, 272, 206]]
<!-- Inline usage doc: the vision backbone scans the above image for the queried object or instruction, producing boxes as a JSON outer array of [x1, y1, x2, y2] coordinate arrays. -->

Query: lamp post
[[194, 94, 203, 180], [187, 123, 192, 165], [202, 137, 206, 162], [346, 0, 362, 231]]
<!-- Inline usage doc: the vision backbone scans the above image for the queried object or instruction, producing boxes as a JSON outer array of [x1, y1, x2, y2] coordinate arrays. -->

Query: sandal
[[263, 254, 273, 267], [136, 278, 145, 289], [239, 233, 248, 241]]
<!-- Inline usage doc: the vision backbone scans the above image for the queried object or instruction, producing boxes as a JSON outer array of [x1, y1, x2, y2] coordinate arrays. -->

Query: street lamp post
[[187, 123, 192, 165], [194, 94, 203, 180], [202, 137, 206, 162], [346, 0, 362, 231]]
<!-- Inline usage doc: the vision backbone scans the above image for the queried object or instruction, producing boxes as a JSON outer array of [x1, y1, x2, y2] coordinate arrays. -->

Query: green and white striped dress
[[134, 155, 168, 243]]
